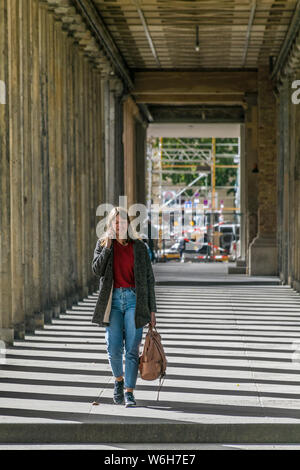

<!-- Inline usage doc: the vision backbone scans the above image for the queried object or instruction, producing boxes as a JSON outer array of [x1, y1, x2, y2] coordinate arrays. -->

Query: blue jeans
[[105, 287, 143, 389]]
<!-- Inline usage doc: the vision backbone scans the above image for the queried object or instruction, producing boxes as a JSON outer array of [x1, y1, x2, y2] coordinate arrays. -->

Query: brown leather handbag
[[139, 324, 167, 401]]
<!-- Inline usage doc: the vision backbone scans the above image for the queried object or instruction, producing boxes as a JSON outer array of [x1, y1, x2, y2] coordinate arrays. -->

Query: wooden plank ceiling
[[91, 0, 297, 69]]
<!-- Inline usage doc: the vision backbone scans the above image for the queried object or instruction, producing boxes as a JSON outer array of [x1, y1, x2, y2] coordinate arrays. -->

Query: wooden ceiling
[[91, 0, 298, 69]]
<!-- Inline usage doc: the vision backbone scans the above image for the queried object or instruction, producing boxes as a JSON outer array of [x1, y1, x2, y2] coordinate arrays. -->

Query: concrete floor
[[1, 262, 300, 445], [153, 261, 280, 285], [1, 443, 300, 450]]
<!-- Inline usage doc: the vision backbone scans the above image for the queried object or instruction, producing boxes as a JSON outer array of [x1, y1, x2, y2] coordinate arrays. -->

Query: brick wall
[[257, 67, 278, 236]]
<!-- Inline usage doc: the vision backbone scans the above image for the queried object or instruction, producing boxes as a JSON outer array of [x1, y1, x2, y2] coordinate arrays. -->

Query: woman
[[91, 207, 157, 407]]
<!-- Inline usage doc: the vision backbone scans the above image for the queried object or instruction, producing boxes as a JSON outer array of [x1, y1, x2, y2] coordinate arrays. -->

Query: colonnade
[[275, 31, 300, 288], [0, 0, 141, 343], [1, 0, 299, 344]]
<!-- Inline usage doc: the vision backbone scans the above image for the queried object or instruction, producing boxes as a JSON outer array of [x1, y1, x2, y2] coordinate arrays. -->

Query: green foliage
[[155, 137, 239, 197]]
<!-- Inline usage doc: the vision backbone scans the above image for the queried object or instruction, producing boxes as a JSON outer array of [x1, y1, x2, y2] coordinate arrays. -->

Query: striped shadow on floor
[[2, 284, 300, 443]]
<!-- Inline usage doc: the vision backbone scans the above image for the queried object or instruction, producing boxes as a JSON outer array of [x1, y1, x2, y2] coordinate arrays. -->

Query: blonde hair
[[99, 206, 142, 247]]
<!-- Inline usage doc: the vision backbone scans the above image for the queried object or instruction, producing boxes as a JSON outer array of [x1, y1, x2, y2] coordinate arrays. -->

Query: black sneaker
[[113, 379, 124, 405], [124, 391, 136, 407]]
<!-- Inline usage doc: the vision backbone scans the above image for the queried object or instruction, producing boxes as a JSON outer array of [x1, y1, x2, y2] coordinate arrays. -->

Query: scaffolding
[[146, 137, 241, 260]]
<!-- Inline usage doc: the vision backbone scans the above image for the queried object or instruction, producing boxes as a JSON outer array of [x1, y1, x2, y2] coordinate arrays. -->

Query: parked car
[[182, 242, 229, 262], [212, 246, 229, 262], [159, 242, 181, 261], [219, 224, 239, 254]]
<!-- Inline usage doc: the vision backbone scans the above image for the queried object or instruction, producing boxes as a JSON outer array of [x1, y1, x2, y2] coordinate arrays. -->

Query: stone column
[[123, 96, 145, 207], [292, 73, 300, 290], [21, 0, 37, 333], [248, 67, 278, 276], [91, 66, 98, 292], [0, 0, 14, 344], [87, 63, 95, 295], [110, 77, 125, 205], [101, 71, 124, 206], [289, 71, 298, 289], [67, 32, 78, 307], [277, 68, 300, 290], [30, 0, 44, 329], [243, 92, 259, 272], [60, 22, 71, 308], [7, 0, 25, 339], [81, 55, 90, 298], [47, 10, 61, 318], [79, 51, 88, 298], [39, 3, 52, 322], [282, 77, 292, 285], [275, 80, 286, 283], [73, 45, 82, 299], [0, 0, 120, 342], [57, 15, 71, 312], [135, 118, 148, 205], [65, 28, 77, 307], [100, 70, 110, 206], [239, 123, 246, 261], [98, 75, 105, 206]]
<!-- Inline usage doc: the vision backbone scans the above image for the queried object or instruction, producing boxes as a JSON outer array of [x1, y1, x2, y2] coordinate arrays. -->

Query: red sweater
[[113, 239, 135, 288]]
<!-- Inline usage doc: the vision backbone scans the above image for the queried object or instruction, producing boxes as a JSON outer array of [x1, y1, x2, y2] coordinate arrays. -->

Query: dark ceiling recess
[[147, 105, 245, 123]]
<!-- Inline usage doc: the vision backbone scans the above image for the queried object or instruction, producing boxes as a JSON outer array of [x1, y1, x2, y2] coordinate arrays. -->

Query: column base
[[248, 233, 278, 276], [25, 316, 36, 334], [60, 299, 67, 313], [24, 313, 45, 333], [13, 322, 25, 341], [34, 312, 44, 329], [0, 328, 14, 346], [236, 259, 246, 267], [292, 280, 300, 292], [53, 304, 61, 319], [44, 309, 54, 324], [82, 285, 89, 298], [228, 258, 247, 274]]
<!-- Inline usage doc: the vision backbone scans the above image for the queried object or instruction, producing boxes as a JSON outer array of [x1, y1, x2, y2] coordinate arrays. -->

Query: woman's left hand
[[149, 312, 156, 328]]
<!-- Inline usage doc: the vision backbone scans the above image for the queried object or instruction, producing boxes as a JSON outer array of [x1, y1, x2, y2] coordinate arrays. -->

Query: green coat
[[91, 238, 157, 329]]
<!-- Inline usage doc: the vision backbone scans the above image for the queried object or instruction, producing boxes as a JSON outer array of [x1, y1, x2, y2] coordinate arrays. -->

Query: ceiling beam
[[135, 93, 246, 105], [133, 71, 258, 99], [72, 0, 134, 89]]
